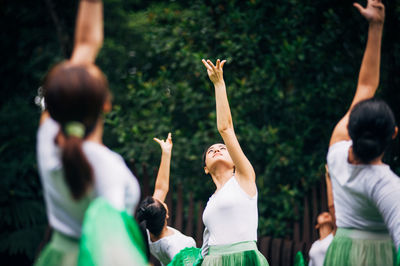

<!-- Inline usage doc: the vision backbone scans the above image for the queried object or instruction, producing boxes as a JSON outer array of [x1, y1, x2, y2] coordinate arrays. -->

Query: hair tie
[[65, 121, 85, 138]]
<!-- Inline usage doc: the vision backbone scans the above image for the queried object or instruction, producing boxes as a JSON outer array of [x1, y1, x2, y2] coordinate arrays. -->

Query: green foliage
[[1, 0, 400, 264]]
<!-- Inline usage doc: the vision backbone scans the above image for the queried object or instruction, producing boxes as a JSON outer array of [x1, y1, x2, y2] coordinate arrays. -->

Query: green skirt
[[293, 251, 307, 266], [200, 241, 269, 266], [34, 231, 79, 266], [78, 198, 148, 266], [324, 228, 397, 266], [167, 247, 203, 266]]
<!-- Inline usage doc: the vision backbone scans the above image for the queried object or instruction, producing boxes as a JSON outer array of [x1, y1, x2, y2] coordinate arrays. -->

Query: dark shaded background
[[1, 0, 399, 264]]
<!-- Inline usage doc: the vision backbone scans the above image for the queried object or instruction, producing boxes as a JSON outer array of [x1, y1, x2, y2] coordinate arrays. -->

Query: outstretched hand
[[202, 59, 226, 85], [354, 0, 385, 24], [153, 133, 173, 155]]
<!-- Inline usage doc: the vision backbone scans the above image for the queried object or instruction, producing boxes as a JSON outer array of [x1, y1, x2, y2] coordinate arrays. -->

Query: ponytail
[[61, 136, 94, 200]]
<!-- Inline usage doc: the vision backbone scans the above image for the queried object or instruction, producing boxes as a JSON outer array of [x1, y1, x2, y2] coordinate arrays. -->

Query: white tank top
[[202, 176, 258, 246]]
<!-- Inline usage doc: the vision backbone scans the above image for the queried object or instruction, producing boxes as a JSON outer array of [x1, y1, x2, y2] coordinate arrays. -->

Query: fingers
[[372, 2, 384, 10], [216, 59, 220, 69], [167, 132, 172, 143], [353, 2, 364, 13], [220, 60, 226, 69], [202, 59, 213, 71], [153, 137, 162, 144], [206, 59, 217, 70]]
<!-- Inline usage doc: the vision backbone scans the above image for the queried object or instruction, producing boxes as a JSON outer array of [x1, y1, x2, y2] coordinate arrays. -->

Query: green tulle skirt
[[324, 228, 397, 266], [167, 247, 203, 266], [34, 231, 79, 266], [78, 198, 148, 266], [199, 241, 269, 266], [293, 251, 307, 266]]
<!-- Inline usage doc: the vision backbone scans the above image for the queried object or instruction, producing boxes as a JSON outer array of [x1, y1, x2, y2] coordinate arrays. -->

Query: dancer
[[308, 212, 334, 266], [136, 133, 198, 266], [200, 59, 269, 265], [325, 0, 400, 265], [35, 0, 145, 265]]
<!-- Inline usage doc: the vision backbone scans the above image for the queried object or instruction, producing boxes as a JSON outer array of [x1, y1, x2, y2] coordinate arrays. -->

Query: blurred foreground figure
[[325, 0, 400, 265], [35, 0, 147, 265]]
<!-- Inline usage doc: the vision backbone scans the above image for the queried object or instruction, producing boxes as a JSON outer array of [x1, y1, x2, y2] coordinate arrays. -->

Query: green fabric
[[167, 247, 202, 266], [200, 241, 269, 266], [397, 248, 400, 266], [324, 228, 396, 266], [78, 198, 148, 266], [34, 231, 79, 266], [293, 251, 307, 266]]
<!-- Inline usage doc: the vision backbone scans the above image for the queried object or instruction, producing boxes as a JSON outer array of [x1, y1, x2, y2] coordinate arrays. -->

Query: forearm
[[215, 81, 233, 133], [71, 0, 103, 63], [354, 23, 383, 100], [153, 152, 171, 200]]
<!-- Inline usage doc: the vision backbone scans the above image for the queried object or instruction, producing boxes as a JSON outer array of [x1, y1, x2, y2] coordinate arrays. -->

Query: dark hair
[[136, 196, 167, 237], [43, 62, 109, 200], [348, 98, 396, 164], [202, 145, 209, 168]]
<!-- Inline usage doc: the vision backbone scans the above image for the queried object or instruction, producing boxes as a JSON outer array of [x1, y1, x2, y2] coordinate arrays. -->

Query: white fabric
[[308, 233, 333, 266], [147, 226, 196, 266], [37, 118, 140, 238], [202, 176, 258, 247], [327, 140, 400, 249]]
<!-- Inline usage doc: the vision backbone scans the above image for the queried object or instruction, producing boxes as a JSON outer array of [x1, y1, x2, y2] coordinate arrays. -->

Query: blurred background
[[1, 0, 399, 264]]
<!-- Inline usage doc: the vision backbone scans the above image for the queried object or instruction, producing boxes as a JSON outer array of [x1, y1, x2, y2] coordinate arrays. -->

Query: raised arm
[[39, 0, 104, 125], [70, 0, 104, 64], [202, 59, 256, 196], [329, 0, 385, 146], [152, 133, 173, 202]]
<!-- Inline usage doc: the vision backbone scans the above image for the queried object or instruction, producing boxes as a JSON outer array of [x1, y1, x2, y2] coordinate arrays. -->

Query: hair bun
[[353, 136, 381, 163]]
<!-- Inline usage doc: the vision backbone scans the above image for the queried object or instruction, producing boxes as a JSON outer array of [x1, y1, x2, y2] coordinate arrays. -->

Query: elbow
[[217, 122, 234, 134]]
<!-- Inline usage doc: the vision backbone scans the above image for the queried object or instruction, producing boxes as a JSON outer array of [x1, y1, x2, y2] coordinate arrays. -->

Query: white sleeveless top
[[202, 176, 258, 247], [147, 226, 196, 266], [308, 233, 334, 266], [327, 140, 400, 249], [37, 118, 141, 238]]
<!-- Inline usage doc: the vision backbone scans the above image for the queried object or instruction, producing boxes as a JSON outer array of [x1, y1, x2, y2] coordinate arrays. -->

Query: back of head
[[43, 62, 110, 200], [348, 98, 396, 164], [136, 196, 167, 237]]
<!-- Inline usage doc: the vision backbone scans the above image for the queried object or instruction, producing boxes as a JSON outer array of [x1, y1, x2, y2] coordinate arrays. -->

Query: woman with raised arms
[[136, 133, 198, 265], [325, 0, 400, 265], [35, 0, 146, 264], [199, 59, 269, 265]]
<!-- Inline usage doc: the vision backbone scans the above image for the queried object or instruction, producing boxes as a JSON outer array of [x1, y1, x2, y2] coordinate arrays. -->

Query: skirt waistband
[[336, 228, 391, 240], [51, 231, 80, 251], [208, 241, 258, 255]]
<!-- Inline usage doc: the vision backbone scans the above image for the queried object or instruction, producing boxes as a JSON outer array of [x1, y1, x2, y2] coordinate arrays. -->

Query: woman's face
[[316, 212, 333, 228], [204, 143, 234, 174]]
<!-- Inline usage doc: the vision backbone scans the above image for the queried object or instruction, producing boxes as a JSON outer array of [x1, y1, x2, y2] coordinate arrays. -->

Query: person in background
[[136, 133, 197, 266], [308, 212, 334, 266], [325, 0, 400, 265]]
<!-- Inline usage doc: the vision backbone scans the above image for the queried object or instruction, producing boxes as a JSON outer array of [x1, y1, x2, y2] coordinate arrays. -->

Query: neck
[[210, 167, 234, 190], [319, 224, 333, 240], [348, 146, 383, 165], [150, 224, 172, 242], [86, 118, 104, 144]]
